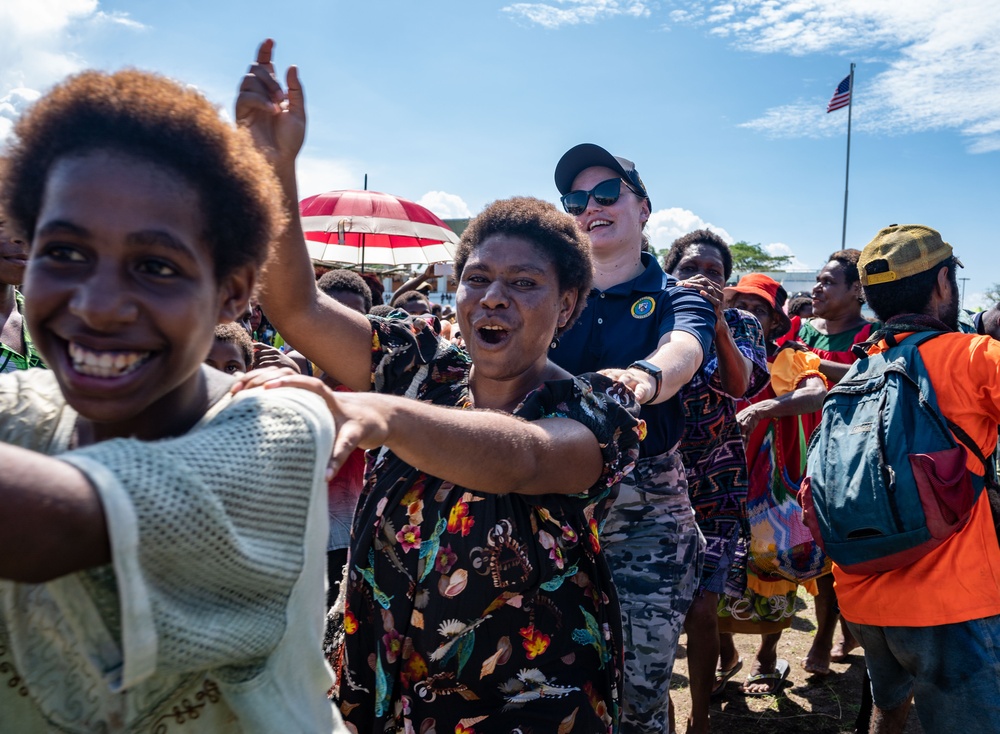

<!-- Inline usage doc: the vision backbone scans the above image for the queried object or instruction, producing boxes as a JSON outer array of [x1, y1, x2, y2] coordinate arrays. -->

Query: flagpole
[[841, 63, 855, 248]]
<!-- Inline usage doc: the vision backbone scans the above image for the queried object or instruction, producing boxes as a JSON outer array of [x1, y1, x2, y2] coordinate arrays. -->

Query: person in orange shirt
[[837, 224, 1000, 734]]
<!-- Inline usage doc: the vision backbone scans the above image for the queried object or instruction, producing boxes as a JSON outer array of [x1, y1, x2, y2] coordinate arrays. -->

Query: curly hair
[[390, 289, 432, 309], [662, 228, 733, 281], [212, 322, 254, 371], [359, 272, 385, 306], [827, 249, 862, 285], [0, 69, 285, 280], [786, 295, 813, 317], [454, 197, 592, 334], [317, 269, 373, 313]]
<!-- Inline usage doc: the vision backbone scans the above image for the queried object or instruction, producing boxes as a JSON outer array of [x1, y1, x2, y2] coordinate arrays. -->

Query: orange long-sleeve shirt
[[834, 332, 1000, 627]]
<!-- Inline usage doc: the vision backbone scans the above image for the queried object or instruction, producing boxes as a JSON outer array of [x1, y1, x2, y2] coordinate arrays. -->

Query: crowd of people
[[1, 38, 999, 734]]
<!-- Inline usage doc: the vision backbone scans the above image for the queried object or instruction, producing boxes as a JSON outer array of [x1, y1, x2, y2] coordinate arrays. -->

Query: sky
[[2, 0, 998, 306]]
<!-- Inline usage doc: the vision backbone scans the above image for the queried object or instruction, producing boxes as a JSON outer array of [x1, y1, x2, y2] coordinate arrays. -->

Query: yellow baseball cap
[[858, 224, 961, 286]]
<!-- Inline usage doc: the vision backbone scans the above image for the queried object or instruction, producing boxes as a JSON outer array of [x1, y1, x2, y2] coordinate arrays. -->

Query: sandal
[[742, 658, 790, 697], [711, 658, 743, 699]]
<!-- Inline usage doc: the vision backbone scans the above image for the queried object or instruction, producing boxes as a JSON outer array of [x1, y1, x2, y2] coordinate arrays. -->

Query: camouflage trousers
[[602, 447, 705, 734]]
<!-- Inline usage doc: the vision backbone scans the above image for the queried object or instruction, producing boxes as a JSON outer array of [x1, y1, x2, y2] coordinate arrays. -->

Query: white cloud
[[764, 242, 815, 271], [966, 291, 992, 311], [502, 0, 650, 29], [739, 101, 845, 138], [295, 155, 363, 198], [0, 88, 41, 145], [644, 209, 814, 271], [968, 136, 1000, 155], [417, 191, 473, 219], [92, 10, 146, 30], [0, 0, 144, 142], [667, 1, 1000, 153], [646, 207, 734, 251]]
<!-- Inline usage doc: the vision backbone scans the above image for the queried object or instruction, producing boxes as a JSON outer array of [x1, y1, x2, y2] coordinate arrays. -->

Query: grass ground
[[669, 593, 925, 733]]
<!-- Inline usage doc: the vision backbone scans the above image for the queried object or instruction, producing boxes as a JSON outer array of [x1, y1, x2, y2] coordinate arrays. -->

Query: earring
[[550, 335, 560, 349]]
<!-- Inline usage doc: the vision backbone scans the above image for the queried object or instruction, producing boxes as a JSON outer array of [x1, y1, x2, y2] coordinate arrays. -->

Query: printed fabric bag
[[746, 414, 831, 583]]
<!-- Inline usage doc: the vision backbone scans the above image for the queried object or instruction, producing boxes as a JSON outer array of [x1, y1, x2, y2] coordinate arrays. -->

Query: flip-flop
[[742, 658, 790, 697], [711, 658, 743, 699]]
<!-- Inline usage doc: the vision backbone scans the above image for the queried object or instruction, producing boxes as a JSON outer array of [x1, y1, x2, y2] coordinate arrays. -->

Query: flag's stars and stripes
[[827, 74, 852, 113]]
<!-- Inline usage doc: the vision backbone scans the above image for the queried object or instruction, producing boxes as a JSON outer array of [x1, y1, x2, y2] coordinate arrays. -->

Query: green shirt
[[0, 290, 44, 373]]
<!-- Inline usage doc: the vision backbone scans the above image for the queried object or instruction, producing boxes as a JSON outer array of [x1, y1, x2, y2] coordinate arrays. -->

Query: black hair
[[827, 249, 862, 285], [454, 196, 592, 334], [317, 269, 373, 313], [863, 258, 957, 322], [662, 229, 733, 281], [369, 304, 403, 318], [390, 290, 432, 308], [0, 69, 285, 281], [213, 322, 254, 371], [787, 295, 813, 317], [359, 272, 385, 306]]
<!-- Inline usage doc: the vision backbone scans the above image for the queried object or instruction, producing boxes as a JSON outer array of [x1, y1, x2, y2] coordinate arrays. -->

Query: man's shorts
[[847, 615, 1000, 733]]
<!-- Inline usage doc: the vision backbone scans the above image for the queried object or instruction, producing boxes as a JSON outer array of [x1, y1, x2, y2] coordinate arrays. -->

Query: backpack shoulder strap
[[946, 417, 999, 488], [897, 330, 947, 348]]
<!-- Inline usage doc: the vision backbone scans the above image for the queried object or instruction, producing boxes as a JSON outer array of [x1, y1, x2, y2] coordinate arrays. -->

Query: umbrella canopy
[[299, 189, 460, 266]]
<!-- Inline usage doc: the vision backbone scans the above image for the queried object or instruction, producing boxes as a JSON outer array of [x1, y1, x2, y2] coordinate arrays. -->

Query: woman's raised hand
[[236, 39, 305, 170]]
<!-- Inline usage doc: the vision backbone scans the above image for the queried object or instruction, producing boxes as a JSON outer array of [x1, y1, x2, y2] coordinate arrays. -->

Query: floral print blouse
[[334, 316, 644, 734]]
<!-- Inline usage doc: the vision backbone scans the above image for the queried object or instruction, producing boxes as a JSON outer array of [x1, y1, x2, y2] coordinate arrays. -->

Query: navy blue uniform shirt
[[550, 253, 717, 457]]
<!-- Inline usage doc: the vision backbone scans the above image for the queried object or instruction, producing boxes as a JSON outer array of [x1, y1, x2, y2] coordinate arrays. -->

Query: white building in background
[[751, 270, 819, 298]]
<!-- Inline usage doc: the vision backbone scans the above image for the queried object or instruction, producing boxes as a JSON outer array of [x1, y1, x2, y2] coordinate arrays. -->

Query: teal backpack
[[801, 331, 996, 574]]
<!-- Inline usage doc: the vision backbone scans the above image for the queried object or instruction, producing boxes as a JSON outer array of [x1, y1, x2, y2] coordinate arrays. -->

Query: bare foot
[[802, 638, 833, 676], [801, 652, 831, 676], [830, 624, 860, 663]]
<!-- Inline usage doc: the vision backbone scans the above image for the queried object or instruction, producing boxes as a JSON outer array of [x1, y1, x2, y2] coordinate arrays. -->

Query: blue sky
[[2, 0, 998, 306]]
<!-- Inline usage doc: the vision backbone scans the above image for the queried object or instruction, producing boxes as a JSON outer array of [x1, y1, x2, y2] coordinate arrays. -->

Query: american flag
[[827, 74, 852, 113]]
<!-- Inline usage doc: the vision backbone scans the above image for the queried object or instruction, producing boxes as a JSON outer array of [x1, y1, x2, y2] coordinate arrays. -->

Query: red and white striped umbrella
[[299, 189, 460, 266]]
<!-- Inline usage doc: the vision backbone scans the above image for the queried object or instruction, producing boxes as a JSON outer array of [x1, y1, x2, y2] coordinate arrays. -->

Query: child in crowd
[[0, 69, 343, 732], [0, 219, 43, 372], [314, 269, 372, 607], [389, 288, 432, 316], [206, 322, 254, 375]]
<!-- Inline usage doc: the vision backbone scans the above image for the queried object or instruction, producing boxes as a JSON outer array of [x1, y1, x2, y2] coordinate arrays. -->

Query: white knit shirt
[[0, 369, 345, 733]]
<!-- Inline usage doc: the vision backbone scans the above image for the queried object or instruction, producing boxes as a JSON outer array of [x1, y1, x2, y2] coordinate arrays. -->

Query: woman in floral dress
[[245, 198, 643, 733], [236, 44, 643, 732]]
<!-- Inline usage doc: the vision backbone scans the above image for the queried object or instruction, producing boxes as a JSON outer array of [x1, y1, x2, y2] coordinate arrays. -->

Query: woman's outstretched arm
[[260, 375, 607, 496]]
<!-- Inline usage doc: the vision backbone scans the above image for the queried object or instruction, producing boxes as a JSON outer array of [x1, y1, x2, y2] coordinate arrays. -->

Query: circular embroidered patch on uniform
[[630, 296, 655, 319]]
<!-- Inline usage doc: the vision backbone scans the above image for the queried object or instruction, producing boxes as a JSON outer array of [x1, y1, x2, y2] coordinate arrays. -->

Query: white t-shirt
[[0, 369, 346, 733]]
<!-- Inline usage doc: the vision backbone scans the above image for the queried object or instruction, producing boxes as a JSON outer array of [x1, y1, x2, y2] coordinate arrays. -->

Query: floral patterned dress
[[334, 317, 644, 734]]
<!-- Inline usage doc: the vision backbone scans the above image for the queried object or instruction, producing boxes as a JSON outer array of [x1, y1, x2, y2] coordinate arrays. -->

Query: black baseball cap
[[554, 143, 651, 210]]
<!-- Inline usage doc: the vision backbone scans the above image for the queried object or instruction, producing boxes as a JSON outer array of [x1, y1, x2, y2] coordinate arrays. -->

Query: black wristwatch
[[627, 359, 662, 404]]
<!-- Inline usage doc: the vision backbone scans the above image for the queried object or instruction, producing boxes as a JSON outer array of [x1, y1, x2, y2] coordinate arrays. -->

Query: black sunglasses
[[560, 178, 641, 216]]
